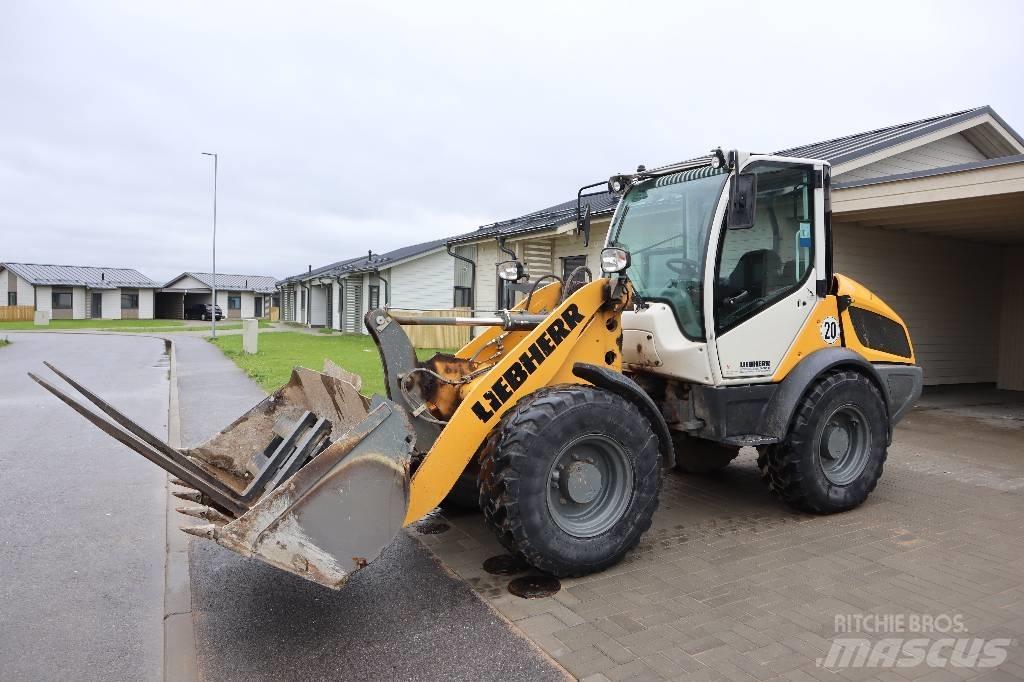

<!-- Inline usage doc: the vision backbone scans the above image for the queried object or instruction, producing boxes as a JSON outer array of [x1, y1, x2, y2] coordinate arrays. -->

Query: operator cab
[[604, 150, 828, 385]]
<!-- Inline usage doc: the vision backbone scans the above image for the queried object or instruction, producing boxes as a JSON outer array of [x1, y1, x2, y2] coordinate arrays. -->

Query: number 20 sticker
[[820, 316, 840, 345]]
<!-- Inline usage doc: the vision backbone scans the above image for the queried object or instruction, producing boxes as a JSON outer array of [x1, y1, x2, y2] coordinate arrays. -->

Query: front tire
[[759, 370, 887, 513], [479, 385, 662, 577]]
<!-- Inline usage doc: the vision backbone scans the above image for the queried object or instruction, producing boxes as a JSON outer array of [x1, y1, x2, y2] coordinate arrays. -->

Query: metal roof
[[448, 106, 1022, 245], [165, 272, 278, 293], [1, 262, 159, 289], [447, 192, 619, 245], [281, 238, 450, 283], [775, 105, 1022, 165]]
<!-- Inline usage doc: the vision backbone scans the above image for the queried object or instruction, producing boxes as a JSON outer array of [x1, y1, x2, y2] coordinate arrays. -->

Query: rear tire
[[758, 370, 887, 513], [479, 385, 661, 577], [671, 433, 739, 474]]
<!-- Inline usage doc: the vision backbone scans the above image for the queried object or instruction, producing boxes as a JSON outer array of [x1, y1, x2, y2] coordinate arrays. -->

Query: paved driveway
[[172, 336, 565, 681], [419, 392, 1024, 680], [0, 333, 168, 681]]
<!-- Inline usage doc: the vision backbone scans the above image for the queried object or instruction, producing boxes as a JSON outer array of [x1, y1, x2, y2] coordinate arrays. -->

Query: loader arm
[[402, 277, 628, 523]]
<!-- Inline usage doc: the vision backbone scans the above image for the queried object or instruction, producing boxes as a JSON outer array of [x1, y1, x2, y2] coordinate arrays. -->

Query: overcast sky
[[2, 1, 1022, 283]]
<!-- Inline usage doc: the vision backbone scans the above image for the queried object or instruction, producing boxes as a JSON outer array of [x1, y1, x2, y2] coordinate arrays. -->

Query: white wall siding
[[101, 289, 121, 319], [36, 286, 51, 315], [331, 281, 341, 330], [240, 292, 254, 318], [309, 285, 327, 326], [473, 241, 498, 313], [550, 222, 611, 279], [165, 274, 210, 290], [18, 277, 35, 308], [138, 289, 155, 319], [343, 274, 364, 333], [837, 133, 988, 183], [997, 248, 1024, 390], [72, 286, 86, 319], [833, 223, 1001, 385], [388, 249, 455, 311]]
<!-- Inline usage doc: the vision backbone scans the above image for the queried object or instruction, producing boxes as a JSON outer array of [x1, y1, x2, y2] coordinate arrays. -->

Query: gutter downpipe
[[446, 242, 476, 339]]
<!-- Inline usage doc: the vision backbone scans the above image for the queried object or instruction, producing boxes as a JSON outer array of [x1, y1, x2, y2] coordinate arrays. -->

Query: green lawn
[[210, 331, 449, 395], [0, 318, 274, 332]]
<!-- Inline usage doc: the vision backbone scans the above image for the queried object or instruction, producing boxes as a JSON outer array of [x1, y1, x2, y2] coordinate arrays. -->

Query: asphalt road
[[174, 336, 565, 681], [0, 333, 168, 681]]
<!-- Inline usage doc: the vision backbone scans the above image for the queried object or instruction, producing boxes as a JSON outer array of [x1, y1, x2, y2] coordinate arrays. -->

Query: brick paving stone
[[412, 402, 1024, 680]]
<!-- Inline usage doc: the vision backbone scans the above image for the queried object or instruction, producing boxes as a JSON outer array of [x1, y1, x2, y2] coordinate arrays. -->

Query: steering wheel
[[666, 258, 700, 278]]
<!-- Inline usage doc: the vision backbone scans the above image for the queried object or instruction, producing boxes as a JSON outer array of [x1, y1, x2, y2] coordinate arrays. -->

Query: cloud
[[1, 0, 1022, 282]]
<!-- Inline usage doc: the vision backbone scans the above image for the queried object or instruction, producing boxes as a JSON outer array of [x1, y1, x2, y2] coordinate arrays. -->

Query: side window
[[714, 164, 814, 332], [562, 255, 587, 288]]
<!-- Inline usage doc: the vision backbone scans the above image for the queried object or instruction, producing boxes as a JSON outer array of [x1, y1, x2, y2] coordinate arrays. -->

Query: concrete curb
[[162, 339, 199, 682]]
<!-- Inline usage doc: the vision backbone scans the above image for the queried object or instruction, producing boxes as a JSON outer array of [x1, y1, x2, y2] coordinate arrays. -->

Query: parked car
[[185, 303, 224, 321]]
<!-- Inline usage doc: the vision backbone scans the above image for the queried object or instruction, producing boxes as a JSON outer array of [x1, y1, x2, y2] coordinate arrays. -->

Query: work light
[[607, 175, 630, 195], [497, 260, 525, 281], [600, 248, 631, 274]]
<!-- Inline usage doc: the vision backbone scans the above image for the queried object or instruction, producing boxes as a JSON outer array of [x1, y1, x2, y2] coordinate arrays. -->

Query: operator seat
[[728, 249, 782, 299]]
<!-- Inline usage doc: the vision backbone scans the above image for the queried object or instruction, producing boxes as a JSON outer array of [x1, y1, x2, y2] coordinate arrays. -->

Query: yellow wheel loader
[[32, 149, 922, 590]]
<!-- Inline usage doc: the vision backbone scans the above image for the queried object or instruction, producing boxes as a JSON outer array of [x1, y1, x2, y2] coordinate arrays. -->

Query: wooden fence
[[390, 308, 472, 350], [0, 306, 34, 322]]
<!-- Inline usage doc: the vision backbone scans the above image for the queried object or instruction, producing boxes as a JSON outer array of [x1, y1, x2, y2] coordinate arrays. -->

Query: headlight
[[600, 247, 631, 274], [497, 260, 524, 282]]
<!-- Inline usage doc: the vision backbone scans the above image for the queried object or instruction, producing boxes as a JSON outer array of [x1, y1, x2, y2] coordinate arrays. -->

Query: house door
[[91, 292, 102, 318], [254, 296, 263, 318]]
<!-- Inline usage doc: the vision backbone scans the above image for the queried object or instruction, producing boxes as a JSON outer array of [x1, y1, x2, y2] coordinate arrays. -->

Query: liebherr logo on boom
[[470, 304, 586, 423]]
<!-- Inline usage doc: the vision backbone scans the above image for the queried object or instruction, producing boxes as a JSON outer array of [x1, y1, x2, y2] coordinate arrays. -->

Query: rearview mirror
[[726, 173, 757, 229], [577, 204, 592, 247]]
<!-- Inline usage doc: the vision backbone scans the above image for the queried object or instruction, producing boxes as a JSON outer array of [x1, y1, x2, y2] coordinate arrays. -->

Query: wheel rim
[[816, 404, 871, 486], [546, 434, 634, 538]]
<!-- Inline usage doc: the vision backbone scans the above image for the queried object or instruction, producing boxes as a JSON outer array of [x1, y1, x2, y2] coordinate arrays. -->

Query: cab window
[[714, 163, 814, 333]]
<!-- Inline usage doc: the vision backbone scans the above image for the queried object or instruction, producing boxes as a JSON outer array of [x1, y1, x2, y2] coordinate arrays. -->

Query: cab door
[[709, 161, 823, 381]]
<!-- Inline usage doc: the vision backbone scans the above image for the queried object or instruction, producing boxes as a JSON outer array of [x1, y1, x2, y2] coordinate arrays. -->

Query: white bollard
[[34, 311, 50, 326], [242, 318, 259, 354]]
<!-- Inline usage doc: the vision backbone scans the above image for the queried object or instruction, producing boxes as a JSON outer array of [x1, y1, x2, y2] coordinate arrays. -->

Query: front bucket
[[30, 362, 415, 589]]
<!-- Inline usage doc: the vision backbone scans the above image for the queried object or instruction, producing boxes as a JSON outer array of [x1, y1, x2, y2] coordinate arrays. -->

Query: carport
[[832, 155, 1024, 391]]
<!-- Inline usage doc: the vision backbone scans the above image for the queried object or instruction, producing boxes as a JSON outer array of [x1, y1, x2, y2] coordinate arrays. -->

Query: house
[[446, 106, 1024, 390], [0, 262, 160, 319], [278, 238, 466, 333], [158, 272, 279, 319]]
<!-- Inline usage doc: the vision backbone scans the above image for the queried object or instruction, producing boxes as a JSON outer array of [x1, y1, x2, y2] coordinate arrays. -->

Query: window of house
[[121, 291, 139, 309], [7, 292, 16, 306], [228, 296, 241, 310], [301, 290, 306, 310], [368, 285, 380, 310], [52, 289, 73, 309], [453, 286, 471, 308], [562, 255, 588, 287]]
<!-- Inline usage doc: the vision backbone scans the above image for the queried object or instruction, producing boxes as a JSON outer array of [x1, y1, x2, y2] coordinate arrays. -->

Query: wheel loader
[[31, 148, 923, 590]]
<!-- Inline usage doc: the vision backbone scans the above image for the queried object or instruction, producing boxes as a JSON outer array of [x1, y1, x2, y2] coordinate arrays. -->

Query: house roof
[[775, 105, 1023, 166], [164, 272, 278, 293], [281, 238, 449, 284], [1, 262, 159, 289], [448, 106, 1023, 245], [447, 192, 618, 245]]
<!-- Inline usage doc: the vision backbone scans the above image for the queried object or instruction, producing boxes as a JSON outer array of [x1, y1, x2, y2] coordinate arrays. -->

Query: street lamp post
[[201, 152, 218, 337]]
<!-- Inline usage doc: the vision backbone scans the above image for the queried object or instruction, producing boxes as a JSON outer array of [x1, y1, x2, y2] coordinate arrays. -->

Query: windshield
[[609, 168, 727, 339]]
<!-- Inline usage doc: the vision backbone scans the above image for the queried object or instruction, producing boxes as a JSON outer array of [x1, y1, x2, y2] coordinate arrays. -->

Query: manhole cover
[[483, 554, 529, 576], [508, 574, 561, 599]]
